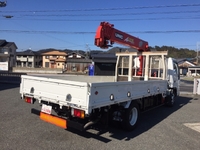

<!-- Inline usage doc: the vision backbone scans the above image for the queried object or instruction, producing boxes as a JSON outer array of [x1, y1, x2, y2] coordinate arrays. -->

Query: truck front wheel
[[166, 90, 175, 107], [122, 102, 140, 131]]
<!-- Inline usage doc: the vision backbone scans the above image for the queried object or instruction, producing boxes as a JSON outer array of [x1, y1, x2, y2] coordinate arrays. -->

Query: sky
[[0, 0, 200, 52]]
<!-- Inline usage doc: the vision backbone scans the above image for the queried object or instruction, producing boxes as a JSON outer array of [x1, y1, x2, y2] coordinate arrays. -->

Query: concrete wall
[[13, 67, 63, 74]]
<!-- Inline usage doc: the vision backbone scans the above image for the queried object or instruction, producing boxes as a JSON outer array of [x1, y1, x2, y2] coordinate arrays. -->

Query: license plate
[[41, 104, 52, 114]]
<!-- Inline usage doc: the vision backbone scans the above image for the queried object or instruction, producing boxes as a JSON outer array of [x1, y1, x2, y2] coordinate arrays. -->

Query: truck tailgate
[[20, 75, 89, 111]]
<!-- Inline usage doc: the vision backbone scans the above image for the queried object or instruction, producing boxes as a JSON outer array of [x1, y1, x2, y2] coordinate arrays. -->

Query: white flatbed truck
[[20, 50, 180, 131]]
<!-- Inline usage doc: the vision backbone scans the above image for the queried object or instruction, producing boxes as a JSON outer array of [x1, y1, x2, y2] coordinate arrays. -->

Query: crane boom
[[94, 22, 150, 76], [95, 22, 149, 51]]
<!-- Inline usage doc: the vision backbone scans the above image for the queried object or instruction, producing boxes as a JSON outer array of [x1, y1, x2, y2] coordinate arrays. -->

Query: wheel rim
[[129, 107, 138, 126]]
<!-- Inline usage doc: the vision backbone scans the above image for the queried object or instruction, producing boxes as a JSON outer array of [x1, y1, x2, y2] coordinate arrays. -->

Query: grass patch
[[182, 76, 200, 81], [181, 76, 194, 81]]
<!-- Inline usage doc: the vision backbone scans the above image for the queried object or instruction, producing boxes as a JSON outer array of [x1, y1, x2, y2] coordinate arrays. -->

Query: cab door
[[167, 58, 180, 95], [173, 61, 180, 95]]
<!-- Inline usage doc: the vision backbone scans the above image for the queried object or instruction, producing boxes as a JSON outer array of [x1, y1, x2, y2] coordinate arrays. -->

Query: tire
[[166, 90, 175, 107], [122, 102, 140, 131]]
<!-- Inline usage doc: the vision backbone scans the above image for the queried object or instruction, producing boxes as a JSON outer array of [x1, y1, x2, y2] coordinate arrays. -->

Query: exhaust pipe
[[83, 120, 99, 130]]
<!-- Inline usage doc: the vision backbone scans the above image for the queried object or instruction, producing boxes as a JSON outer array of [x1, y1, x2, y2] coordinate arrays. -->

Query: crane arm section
[[95, 22, 149, 51]]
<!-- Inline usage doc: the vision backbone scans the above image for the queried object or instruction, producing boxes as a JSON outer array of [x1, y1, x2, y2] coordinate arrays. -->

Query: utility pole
[[197, 42, 200, 65], [85, 43, 91, 59]]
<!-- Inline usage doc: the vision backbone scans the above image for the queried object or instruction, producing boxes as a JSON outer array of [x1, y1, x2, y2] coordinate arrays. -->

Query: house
[[0, 40, 17, 71], [16, 50, 42, 68], [89, 48, 137, 76], [42, 50, 67, 69], [66, 51, 91, 73], [177, 58, 196, 75]]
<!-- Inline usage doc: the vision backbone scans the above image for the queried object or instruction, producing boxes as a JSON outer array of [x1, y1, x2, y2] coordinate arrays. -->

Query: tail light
[[71, 108, 85, 119], [24, 97, 33, 104]]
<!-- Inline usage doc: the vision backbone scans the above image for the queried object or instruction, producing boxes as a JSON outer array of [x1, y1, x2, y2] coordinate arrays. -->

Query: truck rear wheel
[[122, 102, 140, 131]]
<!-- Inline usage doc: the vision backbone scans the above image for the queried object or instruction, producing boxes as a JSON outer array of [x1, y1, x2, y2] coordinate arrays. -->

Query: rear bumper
[[31, 108, 85, 131]]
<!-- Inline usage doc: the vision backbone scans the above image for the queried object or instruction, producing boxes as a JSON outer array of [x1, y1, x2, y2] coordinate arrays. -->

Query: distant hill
[[150, 46, 196, 58], [37, 48, 87, 56], [37, 48, 60, 54], [34, 45, 197, 59], [107, 47, 138, 53]]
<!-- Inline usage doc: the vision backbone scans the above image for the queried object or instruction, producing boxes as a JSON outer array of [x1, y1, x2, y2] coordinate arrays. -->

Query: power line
[[1, 3, 200, 13], [3, 16, 200, 22], [0, 30, 94, 34], [1, 29, 200, 34], [16, 10, 200, 17], [7, 19, 83, 47], [132, 30, 200, 33]]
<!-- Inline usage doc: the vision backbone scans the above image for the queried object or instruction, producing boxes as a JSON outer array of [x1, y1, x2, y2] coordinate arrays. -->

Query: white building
[[16, 50, 42, 68]]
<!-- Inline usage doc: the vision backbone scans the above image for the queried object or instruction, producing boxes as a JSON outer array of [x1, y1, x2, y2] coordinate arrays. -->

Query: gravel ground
[[0, 83, 200, 150]]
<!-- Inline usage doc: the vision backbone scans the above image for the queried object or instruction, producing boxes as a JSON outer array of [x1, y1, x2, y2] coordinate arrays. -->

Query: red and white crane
[[94, 22, 149, 75]]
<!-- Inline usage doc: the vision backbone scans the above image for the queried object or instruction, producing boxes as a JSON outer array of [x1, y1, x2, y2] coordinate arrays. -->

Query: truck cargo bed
[[27, 74, 115, 83], [20, 75, 168, 114]]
